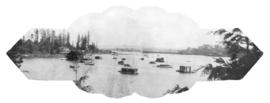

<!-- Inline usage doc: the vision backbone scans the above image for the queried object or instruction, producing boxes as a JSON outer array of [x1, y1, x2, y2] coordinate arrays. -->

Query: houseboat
[[119, 67, 138, 75], [157, 64, 172, 68], [155, 57, 165, 62], [176, 66, 193, 73]]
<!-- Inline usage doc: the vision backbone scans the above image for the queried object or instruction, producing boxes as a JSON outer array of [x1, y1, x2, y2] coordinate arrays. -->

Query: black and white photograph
[[6, 7, 263, 98], [1, 0, 269, 103]]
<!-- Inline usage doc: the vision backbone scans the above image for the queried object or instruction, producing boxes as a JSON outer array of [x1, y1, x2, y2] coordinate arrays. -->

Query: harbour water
[[21, 53, 217, 98]]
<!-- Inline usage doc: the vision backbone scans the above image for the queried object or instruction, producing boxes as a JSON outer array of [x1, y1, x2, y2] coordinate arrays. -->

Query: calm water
[[21, 53, 217, 98]]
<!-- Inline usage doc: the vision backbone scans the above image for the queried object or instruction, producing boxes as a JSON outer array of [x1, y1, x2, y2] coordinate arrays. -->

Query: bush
[[66, 51, 82, 61]]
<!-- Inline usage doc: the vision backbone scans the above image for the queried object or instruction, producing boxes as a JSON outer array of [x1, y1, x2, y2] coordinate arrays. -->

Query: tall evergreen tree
[[203, 28, 263, 80]]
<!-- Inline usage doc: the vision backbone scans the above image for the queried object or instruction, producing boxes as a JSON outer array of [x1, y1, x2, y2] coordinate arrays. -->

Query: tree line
[[8, 28, 98, 56], [178, 44, 227, 57]]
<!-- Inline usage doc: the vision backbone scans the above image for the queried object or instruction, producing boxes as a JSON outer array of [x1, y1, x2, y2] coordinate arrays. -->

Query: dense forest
[[7, 28, 99, 67], [8, 28, 98, 55]]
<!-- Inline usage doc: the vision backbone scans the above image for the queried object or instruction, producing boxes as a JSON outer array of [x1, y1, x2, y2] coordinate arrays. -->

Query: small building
[[119, 67, 138, 75], [59, 46, 70, 54], [155, 57, 165, 62], [177, 66, 192, 73]]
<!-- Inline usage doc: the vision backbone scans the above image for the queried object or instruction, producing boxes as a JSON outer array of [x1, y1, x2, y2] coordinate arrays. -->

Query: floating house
[[177, 66, 193, 73], [83, 54, 92, 60], [157, 64, 172, 68], [119, 67, 138, 75], [155, 57, 165, 62]]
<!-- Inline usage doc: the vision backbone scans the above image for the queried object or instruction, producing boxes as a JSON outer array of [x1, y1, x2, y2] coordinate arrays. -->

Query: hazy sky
[[68, 7, 221, 49]]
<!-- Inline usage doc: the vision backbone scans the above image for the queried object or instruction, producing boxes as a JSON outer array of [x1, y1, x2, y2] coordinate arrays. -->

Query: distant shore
[[22, 53, 65, 59]]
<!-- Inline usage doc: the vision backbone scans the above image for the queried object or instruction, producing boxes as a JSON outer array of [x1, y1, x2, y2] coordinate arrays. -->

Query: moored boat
[[94, 56, 102, 60], [157, 64, 172, 68], [118, 60, 125, 65], [119, 67, 138, 75], [84, 60, 95, 65], [149, 61, 156, 64], [155, 57, 165, 62], [176, 66, 193, 73], [70, 65, 80, 68]]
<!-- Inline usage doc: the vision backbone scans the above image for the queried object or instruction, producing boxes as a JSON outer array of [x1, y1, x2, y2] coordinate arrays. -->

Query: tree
[[203, 28, 263, 80], [66, 51, 82, 61], [81, 35, 87, 50], [34, 29, 39, 44], [7, 39, 24, 68], [76, 34, 81, 49], [66, 32, 71, 47]]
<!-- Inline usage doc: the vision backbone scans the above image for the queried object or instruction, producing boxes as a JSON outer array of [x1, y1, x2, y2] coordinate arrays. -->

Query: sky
[[67, 6, 221, 49]]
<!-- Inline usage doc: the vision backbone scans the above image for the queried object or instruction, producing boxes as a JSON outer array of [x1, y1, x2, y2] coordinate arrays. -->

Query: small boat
[[118, 60, 125, 65], [149, 61, 156, 64], [70, 65, 80, 68], [84, 60, 95, 65], [176, 65, 205, 73], [94, 56, 102, 60], [155, 57, 165, 62], [79, 59, 84, 63], [82, 54, 92, 61], [143, 54, 149, 58], [119, 67, 138, 75], [124, 64, 131, 67], [140, 58, 144, 60], [157, 64, 172, 68], [70, 65, 75, 68]]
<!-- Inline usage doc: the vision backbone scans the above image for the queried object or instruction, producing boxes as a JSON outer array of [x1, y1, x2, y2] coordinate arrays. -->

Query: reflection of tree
[[164, 85, 189, 94], [203, 28, 263, 80], [74, 75, 92, 92]]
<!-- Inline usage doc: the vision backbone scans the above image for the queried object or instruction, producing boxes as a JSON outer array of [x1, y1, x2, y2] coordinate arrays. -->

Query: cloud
[[68, 6, 219, 49]]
